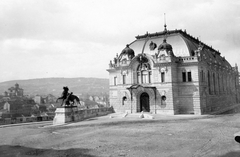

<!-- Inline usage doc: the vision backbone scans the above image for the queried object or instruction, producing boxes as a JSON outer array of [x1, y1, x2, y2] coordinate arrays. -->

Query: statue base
[[53, 106, 78, 125]]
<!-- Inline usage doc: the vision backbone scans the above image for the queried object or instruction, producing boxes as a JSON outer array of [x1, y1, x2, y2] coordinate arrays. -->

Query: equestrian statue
[[56, 86, 81, 106]]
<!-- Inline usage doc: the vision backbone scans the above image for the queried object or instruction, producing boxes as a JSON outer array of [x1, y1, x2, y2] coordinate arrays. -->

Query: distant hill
[[0, 77, 109, 97]]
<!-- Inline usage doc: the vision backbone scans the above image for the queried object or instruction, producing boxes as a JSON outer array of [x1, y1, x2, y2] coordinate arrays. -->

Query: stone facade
[[107, 29, 240, 115]]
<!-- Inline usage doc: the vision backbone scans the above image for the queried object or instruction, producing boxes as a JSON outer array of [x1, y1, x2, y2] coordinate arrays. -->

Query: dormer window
[[122, 58, 127, 64]]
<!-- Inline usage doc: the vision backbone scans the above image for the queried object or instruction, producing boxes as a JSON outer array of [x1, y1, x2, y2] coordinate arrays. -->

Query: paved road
[[1, 113, 240, 157]]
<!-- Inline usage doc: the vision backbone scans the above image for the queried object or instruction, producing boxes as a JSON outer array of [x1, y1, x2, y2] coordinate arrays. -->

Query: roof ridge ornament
[[163, 13, 169, 41], [164, 13, 167, 32]]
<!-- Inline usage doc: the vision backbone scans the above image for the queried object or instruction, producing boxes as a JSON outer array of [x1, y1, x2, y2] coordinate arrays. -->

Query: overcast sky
[[0, 0, 239, 83]]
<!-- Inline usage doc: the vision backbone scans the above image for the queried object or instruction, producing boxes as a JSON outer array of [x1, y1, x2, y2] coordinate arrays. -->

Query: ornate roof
[[129, 30, 199, 57], [119, 44, 135, 60], [127, 29, 231, 67], [158, 39, 172, 52], [108, 29, 235, 71]]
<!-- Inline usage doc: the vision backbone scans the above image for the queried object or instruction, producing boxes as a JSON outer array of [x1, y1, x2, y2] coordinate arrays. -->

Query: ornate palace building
[[107, 26, 240, 115]]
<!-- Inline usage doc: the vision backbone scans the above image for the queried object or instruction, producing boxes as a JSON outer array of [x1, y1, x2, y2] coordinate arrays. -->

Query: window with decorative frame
[[187, 71, 192, 82], [160, 68, 166, 83], [123, 74, 126, 84], [182, 71, 186, 82], [114, 76, 117, 86], [122, 96, 127, 105], [137, 63, 152, 84], [161, 72, 165, 82], [182, 70, 192, 82]]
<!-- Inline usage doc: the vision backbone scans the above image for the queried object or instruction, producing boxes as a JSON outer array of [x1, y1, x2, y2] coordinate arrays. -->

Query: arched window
[[160, 68, 166, 82], [122, 96, 127, 105], [137, 63, 152, 84]]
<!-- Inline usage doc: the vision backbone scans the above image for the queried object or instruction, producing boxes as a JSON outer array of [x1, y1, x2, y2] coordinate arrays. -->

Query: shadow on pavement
[[0, 145, 96, 157], [217, 105, 240, 115], [218, 151, 240, 157]]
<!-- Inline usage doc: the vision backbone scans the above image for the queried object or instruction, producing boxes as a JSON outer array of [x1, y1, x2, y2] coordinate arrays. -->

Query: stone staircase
[[109, 111, 154, 119]]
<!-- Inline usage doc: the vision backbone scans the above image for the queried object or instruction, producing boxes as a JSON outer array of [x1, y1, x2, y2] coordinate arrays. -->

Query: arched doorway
[[140, 92, 150, 112]]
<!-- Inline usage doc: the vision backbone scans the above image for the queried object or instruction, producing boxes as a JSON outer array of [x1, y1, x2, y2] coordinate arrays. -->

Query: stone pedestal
[[53, 106, 78, 125]]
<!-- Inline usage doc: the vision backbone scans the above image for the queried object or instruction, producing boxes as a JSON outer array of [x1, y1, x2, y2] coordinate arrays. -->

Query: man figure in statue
[[56, 86, 81, 106], [56, 86, 70, 106]]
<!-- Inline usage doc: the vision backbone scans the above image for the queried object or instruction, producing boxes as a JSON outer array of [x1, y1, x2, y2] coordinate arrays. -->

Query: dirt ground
[[1, 112, 240, 157]]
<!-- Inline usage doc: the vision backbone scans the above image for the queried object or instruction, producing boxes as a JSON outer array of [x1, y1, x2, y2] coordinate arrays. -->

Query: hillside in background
[[0, 77, 109, 97]]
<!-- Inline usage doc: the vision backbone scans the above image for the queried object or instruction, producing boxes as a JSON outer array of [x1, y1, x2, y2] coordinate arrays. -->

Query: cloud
[[0, 36, 121, 82], [0, 0, 239, 82]]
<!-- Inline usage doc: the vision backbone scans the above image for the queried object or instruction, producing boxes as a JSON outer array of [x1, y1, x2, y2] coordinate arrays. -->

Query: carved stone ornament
[[137, 54, 148, 64], [122, 70, 128, 75], [159, 67, 167, 73], [161, 90, 166, 96], [149, 41, 157, 51]]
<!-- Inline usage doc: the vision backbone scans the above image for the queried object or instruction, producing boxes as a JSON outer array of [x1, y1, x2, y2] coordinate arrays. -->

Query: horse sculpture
[[65, 92, 81, 106], [56, 86, 81, 106]]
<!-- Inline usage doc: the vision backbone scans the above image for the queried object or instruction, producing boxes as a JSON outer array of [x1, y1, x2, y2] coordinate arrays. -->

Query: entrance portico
[[127, 84, 156, 113]]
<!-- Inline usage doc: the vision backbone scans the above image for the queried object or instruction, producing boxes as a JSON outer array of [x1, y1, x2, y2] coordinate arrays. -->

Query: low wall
[[74, 107, 114, 119], [53, 107, 114, 125], [0, 115, 55, 125], [0, 107, 114, 126]]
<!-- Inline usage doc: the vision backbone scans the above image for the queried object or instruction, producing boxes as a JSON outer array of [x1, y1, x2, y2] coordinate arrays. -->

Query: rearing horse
[[66, 92, 81, 106]]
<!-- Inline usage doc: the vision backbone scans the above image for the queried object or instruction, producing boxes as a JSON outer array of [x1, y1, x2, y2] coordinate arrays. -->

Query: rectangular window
[[203, 72, 205, 82], [149, 72, 152, 83], [201, 70, 204, 82], [188, 72, 192, 82], [208, 71, 211, 94], [123, 75, 126, 84], [114, 77, 117, 86], [137, 73, 141, 84], [218, 74, 220, 93], [213, 73, 216, 93], [142, 74, 147, 84], [161, 72, 165, 82], [182, 72, 186, 82], [222, 75, 224, 91]]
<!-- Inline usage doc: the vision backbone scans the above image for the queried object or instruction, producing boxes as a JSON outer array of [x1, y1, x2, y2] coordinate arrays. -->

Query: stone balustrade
[[109, 60, 132, 68], [178, 56, 198, 62]]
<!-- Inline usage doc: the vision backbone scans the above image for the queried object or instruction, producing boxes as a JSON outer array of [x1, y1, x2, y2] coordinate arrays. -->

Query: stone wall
[[72, 107, 113, 120], [0, 115, 55, 125], [53, 107, 114, 125], [0, 107, 114, 126]]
